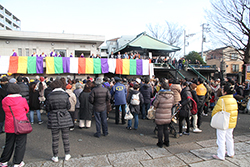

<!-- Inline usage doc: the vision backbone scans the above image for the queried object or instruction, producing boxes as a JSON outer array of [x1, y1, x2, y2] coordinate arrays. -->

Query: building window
[[231, 54, 237, 60], [18, 48, 22, 56], [25, 48, 29, 56], [232, 64, 239, 72], [33, 48, 36, 54]]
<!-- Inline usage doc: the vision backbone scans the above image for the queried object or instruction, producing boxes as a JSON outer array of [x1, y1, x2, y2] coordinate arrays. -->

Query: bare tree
[[146, 21, 183, 57], [206, 0, 250, 63]]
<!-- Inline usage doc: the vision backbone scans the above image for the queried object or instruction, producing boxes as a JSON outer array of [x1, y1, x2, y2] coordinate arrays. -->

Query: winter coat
[[46, 88, 73, 129], [2, 94, 29, 133], [127, 90, 144, 114], [153, 90, 174, 125], [79, 91, 93, 120], [191, 90, 199, 104], [140, 83, 152, 104], [170, 84, 182, 105], [17, 82, 29, 103], [0, 88, 7, 122], [73, 88, 83, 109], [212, 94, 238, 129], [66, 89, 77, 112], [110, 82, 127, 105], [89, 85, 111, 112], [29, 90, 40, 110], [179, 86, 192, 118]]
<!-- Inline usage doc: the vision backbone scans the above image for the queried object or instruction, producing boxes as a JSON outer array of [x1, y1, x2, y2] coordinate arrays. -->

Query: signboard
[[245, 64, 250, 81]]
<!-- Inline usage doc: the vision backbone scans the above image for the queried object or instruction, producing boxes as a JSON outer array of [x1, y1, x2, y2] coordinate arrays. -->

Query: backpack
[[187, 96, 197, 115], [130, 93, 140, 105]]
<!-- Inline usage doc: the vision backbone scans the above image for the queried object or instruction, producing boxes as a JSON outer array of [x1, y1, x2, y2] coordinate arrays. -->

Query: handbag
[[147, 106, 156, 119], [210, 99, 230, 130], [9, 106, 33, 135], [124, 104, 133, 120]]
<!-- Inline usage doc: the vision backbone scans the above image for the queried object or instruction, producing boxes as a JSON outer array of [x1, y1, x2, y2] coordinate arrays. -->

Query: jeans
[[29, 110, 42, 123], [179, 116, 190, 133], [142, 103, 150, 119], [94, 110, 108, 136], [115, 105, 125, 124], [128, 112, 139, 129]]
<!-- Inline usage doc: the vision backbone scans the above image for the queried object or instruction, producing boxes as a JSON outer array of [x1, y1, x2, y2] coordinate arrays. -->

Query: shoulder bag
[[9, 106, 33, 135], [210, 99, 230, 130]]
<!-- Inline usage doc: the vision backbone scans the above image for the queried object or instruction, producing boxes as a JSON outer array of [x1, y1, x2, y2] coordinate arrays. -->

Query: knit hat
[[95, 77, 103, 85], [114, 77, 121, 81], [7, 83, 21, 94], [9, 78, 16, 83], [66, 84, 72, 89], [40, 76, 45, 82]]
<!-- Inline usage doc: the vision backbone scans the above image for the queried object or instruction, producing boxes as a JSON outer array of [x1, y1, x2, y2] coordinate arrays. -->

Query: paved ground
[[0, 110, 250, 166]]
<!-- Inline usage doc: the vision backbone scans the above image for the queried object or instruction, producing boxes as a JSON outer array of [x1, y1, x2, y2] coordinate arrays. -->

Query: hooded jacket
[[17, 82, 29, 103], [66, 89, 77, 112], [153, 90, 174, 125], [170, 84, 182, 104], [140, 83, 152, 104]]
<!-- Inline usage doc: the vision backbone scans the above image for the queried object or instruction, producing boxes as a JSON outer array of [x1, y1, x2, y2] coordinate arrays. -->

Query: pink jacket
[[2, 94, 29, 133]]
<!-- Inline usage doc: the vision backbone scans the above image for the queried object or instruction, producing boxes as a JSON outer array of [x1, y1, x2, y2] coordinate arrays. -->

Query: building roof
[[114, 32, 181, 53]]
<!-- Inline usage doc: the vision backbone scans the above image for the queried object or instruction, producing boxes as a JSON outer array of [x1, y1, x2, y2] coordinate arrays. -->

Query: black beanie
[[7, 83, 21, 94]]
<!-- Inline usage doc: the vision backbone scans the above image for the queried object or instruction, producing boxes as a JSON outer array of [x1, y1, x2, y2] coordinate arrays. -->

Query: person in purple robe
[[80, 53, 84, 58], [12, 49, 17, 56], [50, 50, 57, 57], [57, 52, 61, 57], [31, 52, 38, 57], [70, 53, 73, 57], [40, 52, 47, 57]]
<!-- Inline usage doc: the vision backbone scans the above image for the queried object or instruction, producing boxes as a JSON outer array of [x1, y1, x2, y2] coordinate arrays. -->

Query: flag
[[63, 57, 70, 73], [136, 59, 143, 75], [142, 60, 149, 75], [94, 58, 101, 74], [46, 57, 55, 74], [85, 58, 94, 74], [129, 59, 136, 75], [70, 58, 78, 73], [122, 59, 130, 75], [101, 58, 109, 73], [27, 56, 36, 74], [108, 58, 116, 73], [116, 59, 122, 74], [0, 56, 10, 74], [78, 58, 86, 74]]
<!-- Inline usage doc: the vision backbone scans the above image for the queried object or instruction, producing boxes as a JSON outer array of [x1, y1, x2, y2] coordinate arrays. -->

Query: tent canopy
[[114, 32, 181, 54]]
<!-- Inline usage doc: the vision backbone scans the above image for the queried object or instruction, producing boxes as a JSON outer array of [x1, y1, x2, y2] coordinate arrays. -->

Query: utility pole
[[201, 23, 209, 62], [184, 30, 195, 57]]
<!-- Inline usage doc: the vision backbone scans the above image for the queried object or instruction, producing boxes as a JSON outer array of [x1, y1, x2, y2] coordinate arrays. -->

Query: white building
[[100, 35, 135, 57], [0, 4, 21, 31], [0, 30, 105, 57]]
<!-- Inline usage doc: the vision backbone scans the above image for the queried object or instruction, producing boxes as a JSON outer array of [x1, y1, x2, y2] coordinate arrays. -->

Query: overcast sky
[[1, 0, 213, 57]]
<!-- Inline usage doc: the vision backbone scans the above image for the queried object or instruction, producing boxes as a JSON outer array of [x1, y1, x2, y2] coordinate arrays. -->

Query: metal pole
[[184, 30, 186, 57], [201, 24, 204, 62]]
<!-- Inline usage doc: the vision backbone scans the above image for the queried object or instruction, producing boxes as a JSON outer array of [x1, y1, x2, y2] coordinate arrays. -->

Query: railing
[[188, 64, 209, 82], [168, 63, 185, 79], [189, 64, 216, 69]]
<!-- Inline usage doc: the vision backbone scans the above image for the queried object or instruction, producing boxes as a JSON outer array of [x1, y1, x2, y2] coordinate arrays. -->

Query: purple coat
[[50, 52, 57, 57], [12, 52, 17, 56]]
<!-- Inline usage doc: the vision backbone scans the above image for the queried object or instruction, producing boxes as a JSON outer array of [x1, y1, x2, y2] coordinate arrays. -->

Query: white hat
[[136, 78, 141, 84]]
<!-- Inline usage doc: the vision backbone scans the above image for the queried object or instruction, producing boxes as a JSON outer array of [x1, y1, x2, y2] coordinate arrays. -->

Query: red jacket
[[2, 94, 29, 133]]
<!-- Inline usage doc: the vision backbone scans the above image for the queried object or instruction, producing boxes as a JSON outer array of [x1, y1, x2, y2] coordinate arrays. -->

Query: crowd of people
[[0, 73, 248, 165]]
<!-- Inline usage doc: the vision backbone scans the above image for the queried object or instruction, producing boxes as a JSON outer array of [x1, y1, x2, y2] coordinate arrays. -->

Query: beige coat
[[170, 84, 182, 104], [66, 89, 77, 112], [153, 90, 174, 125]]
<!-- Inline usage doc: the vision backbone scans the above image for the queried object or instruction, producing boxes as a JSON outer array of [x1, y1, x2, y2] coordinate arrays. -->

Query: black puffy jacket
[[17, 82, 29, 103], [179, 86, 192, 118], [46, 88, 72, 129], [89, 85, 111, 112], [140, 84, 152, 104]]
